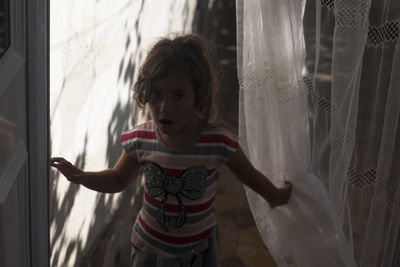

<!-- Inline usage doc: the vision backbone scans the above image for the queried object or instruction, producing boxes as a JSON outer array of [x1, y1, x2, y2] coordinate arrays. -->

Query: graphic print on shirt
[[121, 121, 238, 256], [144, 162, 209, 231]]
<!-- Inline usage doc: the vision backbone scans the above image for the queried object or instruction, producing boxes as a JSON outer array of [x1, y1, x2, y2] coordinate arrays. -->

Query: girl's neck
[[157, 117, 203, 150]]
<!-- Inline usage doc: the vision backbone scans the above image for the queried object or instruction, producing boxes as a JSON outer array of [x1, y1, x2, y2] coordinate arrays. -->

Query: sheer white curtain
[[236, 0, 400, 266]]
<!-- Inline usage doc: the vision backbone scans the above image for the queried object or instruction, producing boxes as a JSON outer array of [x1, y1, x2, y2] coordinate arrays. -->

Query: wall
[[49, 1, 197, 266]]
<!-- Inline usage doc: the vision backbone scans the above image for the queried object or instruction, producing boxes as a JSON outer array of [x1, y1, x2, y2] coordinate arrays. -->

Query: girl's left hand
[[50, 157, 84, 184], [270, 180, 293, 208]]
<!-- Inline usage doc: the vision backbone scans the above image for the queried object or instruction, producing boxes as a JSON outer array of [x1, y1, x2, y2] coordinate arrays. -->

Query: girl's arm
[[50, 151, 141, 193], [226, 145, 292, 208]]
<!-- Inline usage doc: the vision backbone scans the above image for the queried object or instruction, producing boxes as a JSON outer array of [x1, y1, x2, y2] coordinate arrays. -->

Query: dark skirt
[[130, 226, 221, 267]]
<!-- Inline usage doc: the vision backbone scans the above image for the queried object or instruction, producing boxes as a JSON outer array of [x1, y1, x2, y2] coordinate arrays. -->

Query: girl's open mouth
[[159, 119, 173, 125]]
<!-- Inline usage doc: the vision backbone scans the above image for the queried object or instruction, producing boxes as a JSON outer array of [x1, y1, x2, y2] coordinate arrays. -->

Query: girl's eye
[[152, 89, 162, 98], [175, 92, 185, 100]]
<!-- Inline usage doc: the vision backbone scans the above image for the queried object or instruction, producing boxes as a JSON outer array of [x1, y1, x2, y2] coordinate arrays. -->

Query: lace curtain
[[236, 0, 400, 266]]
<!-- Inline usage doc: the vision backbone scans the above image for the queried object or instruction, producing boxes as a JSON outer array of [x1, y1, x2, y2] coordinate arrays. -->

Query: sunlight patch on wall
[[50, 0, 197, 266]]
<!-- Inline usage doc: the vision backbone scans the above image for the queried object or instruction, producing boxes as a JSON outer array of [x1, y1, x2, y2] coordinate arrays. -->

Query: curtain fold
[[236, 0, 400, 266]]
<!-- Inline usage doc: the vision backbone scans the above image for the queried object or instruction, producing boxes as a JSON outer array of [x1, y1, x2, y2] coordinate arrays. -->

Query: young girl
[[50, 34, 292, 267]]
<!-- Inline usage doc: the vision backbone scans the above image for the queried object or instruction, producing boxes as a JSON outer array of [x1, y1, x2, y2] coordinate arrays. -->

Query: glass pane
[[0, 73, 27, 174], [0, 0, 10, 57]]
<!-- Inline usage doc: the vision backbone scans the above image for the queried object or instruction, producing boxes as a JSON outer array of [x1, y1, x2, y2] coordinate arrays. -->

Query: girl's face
[[148, 70, 200, 142]]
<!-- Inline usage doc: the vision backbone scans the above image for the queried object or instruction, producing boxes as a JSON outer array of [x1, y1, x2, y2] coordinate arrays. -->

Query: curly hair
[[133, 34, 218, 124]]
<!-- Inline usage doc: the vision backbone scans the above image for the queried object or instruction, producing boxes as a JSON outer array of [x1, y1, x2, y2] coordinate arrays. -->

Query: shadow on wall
[[80, 1, 195, 266], [50, 98, 142, 266], [50, 0, 220, 266], [49, 1, 146, 266], [50, 136, 87, 266]]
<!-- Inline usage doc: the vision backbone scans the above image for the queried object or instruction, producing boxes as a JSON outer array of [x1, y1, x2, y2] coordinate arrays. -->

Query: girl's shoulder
[[123, 121, 154, 134], [203, 121, 239, 142], [121, 121, 155, 143], [201, 121, 239, 161]]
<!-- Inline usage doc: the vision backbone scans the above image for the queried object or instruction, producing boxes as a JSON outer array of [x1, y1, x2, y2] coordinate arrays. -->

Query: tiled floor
[[216, 166, 277, 267]]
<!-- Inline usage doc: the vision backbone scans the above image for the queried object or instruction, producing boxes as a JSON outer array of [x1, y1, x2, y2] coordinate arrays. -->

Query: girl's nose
[[160, 98, 172, 113]]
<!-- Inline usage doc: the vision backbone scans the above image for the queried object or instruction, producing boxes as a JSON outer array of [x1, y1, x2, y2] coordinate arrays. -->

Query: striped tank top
[[121, 121, 238, 256]]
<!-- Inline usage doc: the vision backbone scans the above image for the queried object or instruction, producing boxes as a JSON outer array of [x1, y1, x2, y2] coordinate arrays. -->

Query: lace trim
[[276, 79, 304, 103], [319, 0, 399, 45], [241, 64, 305, 103], [303, 76, 332, 113], [334, 1, 369, 28], [348, 168, 376, 188], [367, 20, 400, 46], [387, 186, 398, 205], [348, 167, 398, 205], [320, 0, 334, 10], [239, 62, 267, 99]]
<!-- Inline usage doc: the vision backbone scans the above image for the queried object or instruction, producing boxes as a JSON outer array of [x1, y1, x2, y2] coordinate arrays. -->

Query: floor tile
[[215, 190, 241, 213], [221, 257, 248, 267], [217, 213, 240, 242], [220, 239, 237, 259], [222, 207, 255, 229], [237, 244, 277, 267], [238, 226, 265, 246]]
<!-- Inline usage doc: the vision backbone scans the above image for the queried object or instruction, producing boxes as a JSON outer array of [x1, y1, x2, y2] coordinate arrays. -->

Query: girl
[[50, 34, 292, 267]]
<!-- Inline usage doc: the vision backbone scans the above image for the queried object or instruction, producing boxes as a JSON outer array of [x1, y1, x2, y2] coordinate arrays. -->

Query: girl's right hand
[[270, 180, 293, 208], [50, 157, 85, 184]]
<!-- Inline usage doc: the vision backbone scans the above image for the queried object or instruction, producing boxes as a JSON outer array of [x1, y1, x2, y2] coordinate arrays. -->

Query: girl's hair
[[133, 34, 218, 125]]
